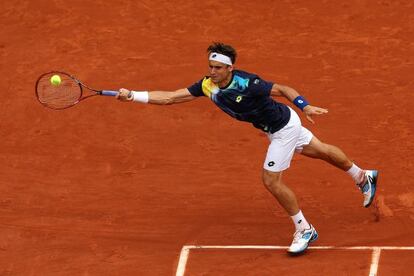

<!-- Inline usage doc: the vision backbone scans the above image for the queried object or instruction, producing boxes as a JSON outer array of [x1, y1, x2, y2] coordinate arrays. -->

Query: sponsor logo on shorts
[[268, 161, 275, 167]]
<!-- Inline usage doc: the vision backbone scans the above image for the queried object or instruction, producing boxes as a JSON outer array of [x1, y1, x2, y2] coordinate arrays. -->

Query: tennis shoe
[[358, 170, 378, 208], [287, 225, 318, 255]]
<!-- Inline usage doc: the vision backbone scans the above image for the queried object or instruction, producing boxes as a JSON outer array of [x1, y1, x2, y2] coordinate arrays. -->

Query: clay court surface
[[1, 0, 413, 275]]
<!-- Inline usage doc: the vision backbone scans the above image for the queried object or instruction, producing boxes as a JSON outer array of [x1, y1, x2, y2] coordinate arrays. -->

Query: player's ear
[[228, 65, 234, 72]]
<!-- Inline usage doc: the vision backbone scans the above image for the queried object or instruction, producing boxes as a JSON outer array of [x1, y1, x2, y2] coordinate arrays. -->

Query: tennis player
[[117, 42, 378, 255]]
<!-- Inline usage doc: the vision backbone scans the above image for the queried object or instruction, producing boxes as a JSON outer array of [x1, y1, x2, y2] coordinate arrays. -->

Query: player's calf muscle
[[326, 144, 352, 170]]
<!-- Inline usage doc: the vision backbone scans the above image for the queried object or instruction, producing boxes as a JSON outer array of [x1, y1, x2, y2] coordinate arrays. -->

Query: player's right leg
[[300, 136, 378, 207], [262, 169, 318, 255], [262, 170, 299, 216], [262, 108, 318, 254]]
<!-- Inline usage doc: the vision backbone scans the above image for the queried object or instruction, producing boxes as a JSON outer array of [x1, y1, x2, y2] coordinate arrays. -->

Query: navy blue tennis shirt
[[187, 69, 291, 133]]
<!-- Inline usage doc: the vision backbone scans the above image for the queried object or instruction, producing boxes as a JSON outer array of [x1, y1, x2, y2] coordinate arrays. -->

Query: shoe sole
[[364, 170, 378, 208], [287, 231, 318, 256]]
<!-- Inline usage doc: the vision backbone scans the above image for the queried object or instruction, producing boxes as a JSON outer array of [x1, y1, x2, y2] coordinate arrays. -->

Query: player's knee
[[323, 143, 342, 160], [262, 169, 283, 190], [314, 141, 332, 159], [315, 140, 328, 153]]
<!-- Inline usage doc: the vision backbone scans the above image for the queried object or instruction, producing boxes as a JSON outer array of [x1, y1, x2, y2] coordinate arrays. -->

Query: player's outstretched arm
[[271, 83, 328, 124], [116, 88, 196, 105]]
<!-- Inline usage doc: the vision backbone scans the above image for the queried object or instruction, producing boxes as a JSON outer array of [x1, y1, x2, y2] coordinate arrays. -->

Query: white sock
[[347, 163, 365, 184], [290, 210, 310, 231]]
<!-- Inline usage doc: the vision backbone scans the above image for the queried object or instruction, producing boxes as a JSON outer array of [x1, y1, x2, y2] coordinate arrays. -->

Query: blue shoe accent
[[362, 170, 378, 208], [310, 230, 318, 242], [288, 225, 318, 255]]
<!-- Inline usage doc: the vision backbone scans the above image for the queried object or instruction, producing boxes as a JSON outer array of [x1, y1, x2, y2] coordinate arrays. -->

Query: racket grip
[[101, 90, 118, 96]]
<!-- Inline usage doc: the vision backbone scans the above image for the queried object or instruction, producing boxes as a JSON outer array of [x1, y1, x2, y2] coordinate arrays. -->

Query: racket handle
[[101, 90, 118, 96]]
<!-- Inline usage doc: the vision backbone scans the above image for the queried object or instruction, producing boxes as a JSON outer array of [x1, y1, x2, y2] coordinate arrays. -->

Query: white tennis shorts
[[263, 107, 313, 172]]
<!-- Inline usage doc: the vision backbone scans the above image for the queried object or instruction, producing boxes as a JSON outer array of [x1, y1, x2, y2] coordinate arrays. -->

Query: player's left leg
[[300, 135, 378, 207], [300, 135, 353, 171]]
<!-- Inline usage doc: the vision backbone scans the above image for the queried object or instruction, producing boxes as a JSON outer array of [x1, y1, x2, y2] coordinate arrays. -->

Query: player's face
[[209, 61, 233, 85]]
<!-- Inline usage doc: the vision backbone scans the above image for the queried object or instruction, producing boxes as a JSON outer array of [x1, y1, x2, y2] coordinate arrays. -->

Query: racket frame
[[35, 71, 118, 110]]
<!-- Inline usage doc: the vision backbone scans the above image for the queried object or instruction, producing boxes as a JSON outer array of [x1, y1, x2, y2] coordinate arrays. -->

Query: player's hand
[[117, 88, 133, 101], [303, 105, 328, 124]]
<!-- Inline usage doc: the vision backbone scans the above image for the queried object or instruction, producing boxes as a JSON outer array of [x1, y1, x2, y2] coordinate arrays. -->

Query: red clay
[[1, 0, 413, 275], [186, 249, 372, 275]]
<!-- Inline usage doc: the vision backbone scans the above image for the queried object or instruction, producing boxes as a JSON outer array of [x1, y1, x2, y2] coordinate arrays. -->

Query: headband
[[209, 52, 233, 66]]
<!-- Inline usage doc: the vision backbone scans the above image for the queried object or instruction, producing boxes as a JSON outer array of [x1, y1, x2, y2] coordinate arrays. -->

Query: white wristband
[[131, 91, 149, 103]]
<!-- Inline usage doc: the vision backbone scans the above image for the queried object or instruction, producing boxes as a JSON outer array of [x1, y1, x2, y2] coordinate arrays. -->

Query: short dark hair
[[207, 42, 237, 64]]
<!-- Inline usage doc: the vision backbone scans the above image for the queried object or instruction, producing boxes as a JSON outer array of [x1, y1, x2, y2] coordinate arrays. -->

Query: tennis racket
[[35, 71, 118, 110]]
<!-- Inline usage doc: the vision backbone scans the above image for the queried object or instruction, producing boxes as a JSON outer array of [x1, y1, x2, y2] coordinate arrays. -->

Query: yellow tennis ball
[[50, 74, 61, 86]]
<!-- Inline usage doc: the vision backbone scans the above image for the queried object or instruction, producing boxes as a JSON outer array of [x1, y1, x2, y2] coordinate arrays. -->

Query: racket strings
[[36, 73, 82, 109]]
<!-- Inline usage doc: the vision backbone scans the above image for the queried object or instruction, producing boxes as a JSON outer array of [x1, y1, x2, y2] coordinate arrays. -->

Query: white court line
[[369, 247, 381, 276], [176, 247, 190, 276], [176, 245, 414, 276], [183, 245, 414, 250]]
